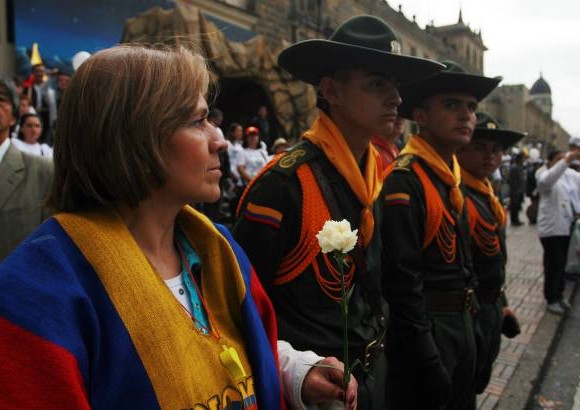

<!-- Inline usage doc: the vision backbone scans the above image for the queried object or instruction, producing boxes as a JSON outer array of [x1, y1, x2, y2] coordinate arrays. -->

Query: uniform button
[[179, 288, 185, 295]]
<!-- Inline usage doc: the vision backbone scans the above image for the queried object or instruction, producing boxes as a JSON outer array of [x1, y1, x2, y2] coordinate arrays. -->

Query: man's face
[[414, 93, 478, 149], [324, 69, 402, 139], [32, 65, 45, 84], [0, 91, 16, 142], [457, 138, 503, 179], [19, 98, 30, 116], [57, 74, 71, 91]]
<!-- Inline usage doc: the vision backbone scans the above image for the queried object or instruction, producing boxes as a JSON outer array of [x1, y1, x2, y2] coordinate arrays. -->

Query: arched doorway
[[211, 77, 282, 145]]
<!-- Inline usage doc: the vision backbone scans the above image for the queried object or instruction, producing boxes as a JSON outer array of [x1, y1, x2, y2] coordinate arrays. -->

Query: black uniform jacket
[[465, 187, 508, 304], [233, 141, 387, 359], [381, 154, 475, 364]]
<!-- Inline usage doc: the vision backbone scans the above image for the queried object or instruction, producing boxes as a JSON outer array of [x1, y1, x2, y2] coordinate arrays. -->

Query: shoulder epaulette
[[271, 140, 321, 177], [393, 154, 416, 172]]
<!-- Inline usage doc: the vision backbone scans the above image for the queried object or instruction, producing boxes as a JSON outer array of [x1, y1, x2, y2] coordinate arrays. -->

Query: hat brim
[[398, 72, 501, 119], [278, 40, 444, 86], [472, 128, 525, 150]]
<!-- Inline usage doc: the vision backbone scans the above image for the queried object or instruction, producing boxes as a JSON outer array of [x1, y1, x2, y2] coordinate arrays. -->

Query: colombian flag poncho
[[0, 206, 284, 409]]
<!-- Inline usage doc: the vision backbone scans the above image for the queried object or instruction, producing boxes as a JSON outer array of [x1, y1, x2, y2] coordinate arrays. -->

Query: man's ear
[[318, 76, 341, 108], [412, 106, 428, 128]]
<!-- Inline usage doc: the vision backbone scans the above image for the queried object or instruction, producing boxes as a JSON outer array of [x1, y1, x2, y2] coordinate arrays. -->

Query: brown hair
[[48, 44, 211, 212]]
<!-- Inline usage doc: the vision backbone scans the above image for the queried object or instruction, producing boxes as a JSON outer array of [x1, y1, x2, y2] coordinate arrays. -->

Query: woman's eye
[[189, 117, 207, 128]]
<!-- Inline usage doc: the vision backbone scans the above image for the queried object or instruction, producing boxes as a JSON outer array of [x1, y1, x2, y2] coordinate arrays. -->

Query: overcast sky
[[397, 0, 579, 136]]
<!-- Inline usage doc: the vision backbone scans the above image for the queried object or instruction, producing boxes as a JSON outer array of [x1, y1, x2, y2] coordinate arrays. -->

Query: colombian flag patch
[[384, 192, 410, 206], [244, 202, 283, 229]]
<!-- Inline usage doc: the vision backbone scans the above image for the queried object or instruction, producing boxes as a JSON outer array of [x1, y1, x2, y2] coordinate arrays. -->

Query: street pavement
[[476, 219, 577, 409], [529, 277, 579, 410]]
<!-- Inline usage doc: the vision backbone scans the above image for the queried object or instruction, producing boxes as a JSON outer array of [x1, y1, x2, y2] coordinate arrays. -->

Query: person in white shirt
[[225, 122, 245, 186], [238, 125, 270, 184], [25, 64, 57, 144], [11, 113, 53, 158], [536, 146, 580, 314], [10, 94, 37, 140]]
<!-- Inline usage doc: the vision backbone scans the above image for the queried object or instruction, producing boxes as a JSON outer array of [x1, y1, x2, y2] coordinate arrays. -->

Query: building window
[[291, 0, 322, 31], [410, 46, 417, 56]]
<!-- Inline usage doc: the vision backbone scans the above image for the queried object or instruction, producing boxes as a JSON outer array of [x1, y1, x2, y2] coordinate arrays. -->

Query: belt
[[424, 288, 474, 312], [475, 288, 502, 304]]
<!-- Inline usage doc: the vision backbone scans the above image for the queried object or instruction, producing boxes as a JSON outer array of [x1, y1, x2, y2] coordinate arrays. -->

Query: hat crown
[[569, 136, 580, 147], [475, 112, 501, 130], [245, 126, 259, 136], [329, 15, 398, 53], [440, 60, 467, 74]]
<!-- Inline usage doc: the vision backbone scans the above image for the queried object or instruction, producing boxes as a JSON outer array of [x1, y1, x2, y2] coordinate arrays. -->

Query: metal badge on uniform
[[390, 40, 401, 54], [279, 149, 307, 169], [396, 155, 411, 168]]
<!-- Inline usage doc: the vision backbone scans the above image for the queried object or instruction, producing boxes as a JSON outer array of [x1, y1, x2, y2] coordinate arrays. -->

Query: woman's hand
[[301, 356, 357, 409]]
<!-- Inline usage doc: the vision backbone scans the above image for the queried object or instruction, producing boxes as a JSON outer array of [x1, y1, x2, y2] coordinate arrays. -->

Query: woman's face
[[247, 133, 260, 148], [161, 95, 227, 204], [22, 116, 42, 144], [233, 125, 243, 141]]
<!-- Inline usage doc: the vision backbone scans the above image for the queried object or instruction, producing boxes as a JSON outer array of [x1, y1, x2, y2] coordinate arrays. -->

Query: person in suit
[[0, 78, 53, 262]]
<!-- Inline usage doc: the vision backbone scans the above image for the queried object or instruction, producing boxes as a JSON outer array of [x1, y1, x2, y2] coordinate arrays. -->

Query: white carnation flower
[[316, 219, 358, 254]]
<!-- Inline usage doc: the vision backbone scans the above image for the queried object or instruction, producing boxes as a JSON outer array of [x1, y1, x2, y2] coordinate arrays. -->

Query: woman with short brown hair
[[0, 45, 356, 409]]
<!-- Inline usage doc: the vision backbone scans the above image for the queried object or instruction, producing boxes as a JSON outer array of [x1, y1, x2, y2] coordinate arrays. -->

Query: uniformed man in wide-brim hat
[[381, 61, 500, 409], [234, 15, 443, 409], [457, 112, 524, 406]]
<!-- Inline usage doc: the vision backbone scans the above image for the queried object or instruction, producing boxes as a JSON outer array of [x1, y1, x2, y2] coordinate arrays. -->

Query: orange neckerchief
[[303, 112, 383, 248], [461, 169, 506, 227], [401, 135, 464, 214]]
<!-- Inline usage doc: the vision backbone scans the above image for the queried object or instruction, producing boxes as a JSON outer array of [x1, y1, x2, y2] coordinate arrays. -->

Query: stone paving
[[477, 221, 546, 409]]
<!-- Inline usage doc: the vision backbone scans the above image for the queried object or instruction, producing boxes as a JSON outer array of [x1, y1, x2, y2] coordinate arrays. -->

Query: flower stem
[[335, 252, 350, 390]]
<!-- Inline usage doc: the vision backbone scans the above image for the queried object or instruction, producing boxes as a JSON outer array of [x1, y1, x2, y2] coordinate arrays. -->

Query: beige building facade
[[483, 77, 569, 153], [2, 0, 569, 149], [122, 0, 490, 140]]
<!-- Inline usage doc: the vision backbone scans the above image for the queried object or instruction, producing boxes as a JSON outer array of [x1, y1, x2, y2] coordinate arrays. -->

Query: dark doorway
[[210, 77, 283, 140]]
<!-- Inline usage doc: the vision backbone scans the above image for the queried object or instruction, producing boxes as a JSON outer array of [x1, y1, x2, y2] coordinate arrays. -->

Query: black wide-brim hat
[[398, 61, 501, 119], [472, 112, 525, 149], [278, 15, 444, 86]]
